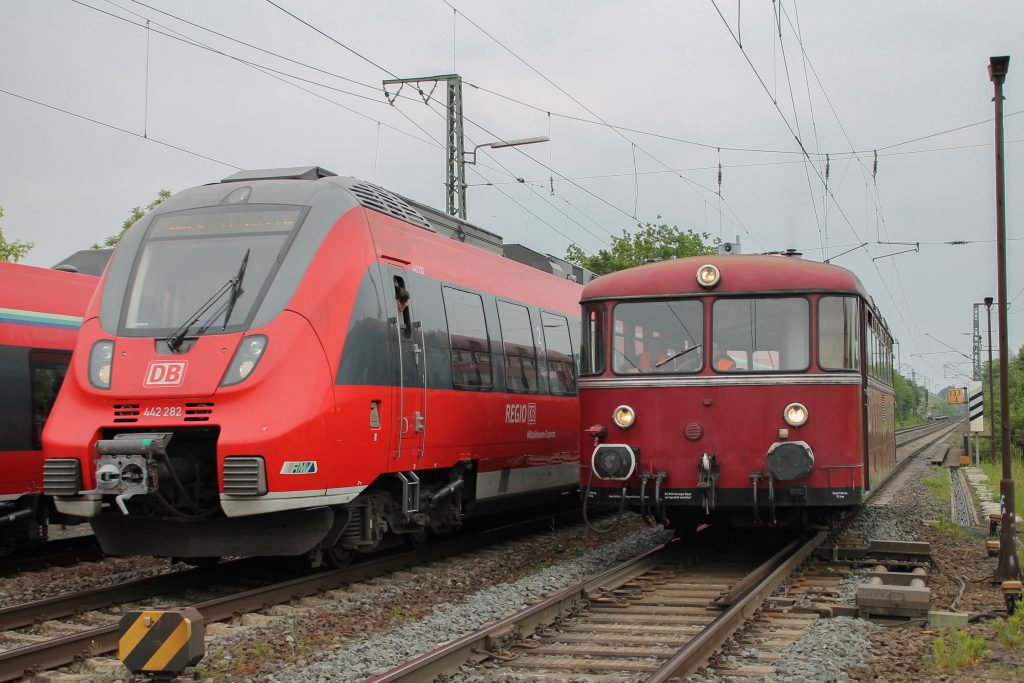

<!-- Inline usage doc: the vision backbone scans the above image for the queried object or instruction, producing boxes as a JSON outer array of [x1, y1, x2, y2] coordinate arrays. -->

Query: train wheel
[[326, 545, 354, 568], [405, 528, 430, 550]]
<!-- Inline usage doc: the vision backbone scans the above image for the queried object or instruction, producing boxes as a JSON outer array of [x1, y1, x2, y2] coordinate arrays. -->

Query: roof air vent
[[348, 182, 433, 230], [221, 167, 337, 183], [781, 248, 803, 258]]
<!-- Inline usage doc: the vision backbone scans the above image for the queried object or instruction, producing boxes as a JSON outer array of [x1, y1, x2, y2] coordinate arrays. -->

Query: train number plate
[[143, 406, 183, 417]]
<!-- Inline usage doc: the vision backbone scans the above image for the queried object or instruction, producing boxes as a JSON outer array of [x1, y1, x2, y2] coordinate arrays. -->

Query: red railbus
[[43, 167, 588, 564], [579, 253, 895, 529], [0, 261, 99, 553]]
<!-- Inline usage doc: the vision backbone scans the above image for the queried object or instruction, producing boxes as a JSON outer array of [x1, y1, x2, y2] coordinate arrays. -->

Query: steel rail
[[0, 511, 578, 683], [366, 539, 681, 683], [645, 529, 829, 682]]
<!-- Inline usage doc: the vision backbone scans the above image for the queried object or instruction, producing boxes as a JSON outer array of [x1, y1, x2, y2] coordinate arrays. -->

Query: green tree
[[565, 219, 717, 275], [894, 369, 930, 427], [0, 205, 34, 263], [92, 189, 171, 249], [983, 345, 1024, 458]]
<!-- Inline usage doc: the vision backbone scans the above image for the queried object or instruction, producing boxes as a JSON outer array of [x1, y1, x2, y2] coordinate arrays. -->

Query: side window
[[540, 311, 576, 396], [497, 301, 538, 393], [442, 286, 492, 390], [818, 296, 861, 370], [581, 303, 606, 375], [30, 351, 71, 450]]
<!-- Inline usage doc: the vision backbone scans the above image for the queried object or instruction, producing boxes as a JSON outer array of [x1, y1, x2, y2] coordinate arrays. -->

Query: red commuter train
[[1, 260, 100, 553], [43, 167, 587, 564], [579, 253, 895, 529]]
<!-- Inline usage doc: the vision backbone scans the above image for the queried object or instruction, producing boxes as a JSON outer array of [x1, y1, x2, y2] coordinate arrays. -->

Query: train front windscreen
[[119, 206, 305, 338]]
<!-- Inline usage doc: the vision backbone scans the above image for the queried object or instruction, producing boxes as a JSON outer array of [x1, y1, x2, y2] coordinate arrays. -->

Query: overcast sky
[[2, 0, 1021, 392]]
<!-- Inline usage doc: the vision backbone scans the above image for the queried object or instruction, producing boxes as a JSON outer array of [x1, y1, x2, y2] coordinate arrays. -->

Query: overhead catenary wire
[[75, 0, 443, 149], [441, 0, 765, 251], [259, 0, 621, 253], [0, 87, 241, 169]]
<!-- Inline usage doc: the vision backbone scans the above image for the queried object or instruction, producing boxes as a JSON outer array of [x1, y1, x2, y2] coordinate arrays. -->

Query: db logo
[[144, 361, 188, 387]]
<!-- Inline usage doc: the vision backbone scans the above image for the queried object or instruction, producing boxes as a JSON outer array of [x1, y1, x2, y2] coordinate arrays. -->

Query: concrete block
[[928, 610, 969, 629], [241, 613, 280, 625], [31, 673, 91, 683], [205, 622, 237, 636], [867, 540, 931, 556], [856, 584, 931, 611], [82, 657, 127, 676]]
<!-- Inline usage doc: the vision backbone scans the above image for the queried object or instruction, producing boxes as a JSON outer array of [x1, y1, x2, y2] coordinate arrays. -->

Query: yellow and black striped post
[[118, 607, 205, 678]]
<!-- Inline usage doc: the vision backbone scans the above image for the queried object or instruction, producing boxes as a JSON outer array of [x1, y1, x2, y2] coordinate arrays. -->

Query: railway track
[[0, 511, 580, 682], [370, 528, 828, 682], [0, 535, 101, 576]]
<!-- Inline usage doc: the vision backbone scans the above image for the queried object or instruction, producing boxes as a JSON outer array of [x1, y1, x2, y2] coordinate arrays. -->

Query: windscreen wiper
[[219, 248, 249, 331], [165, 250, 250, 352], [656, 343, 702, 368]]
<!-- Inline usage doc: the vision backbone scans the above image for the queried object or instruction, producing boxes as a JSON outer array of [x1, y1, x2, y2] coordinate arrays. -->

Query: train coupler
[[94, 433, 173, 514], [697, 453, 719, 515]]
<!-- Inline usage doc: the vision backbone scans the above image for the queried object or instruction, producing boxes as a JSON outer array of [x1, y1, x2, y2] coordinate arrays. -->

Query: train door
[[387, 271, 426, 469]]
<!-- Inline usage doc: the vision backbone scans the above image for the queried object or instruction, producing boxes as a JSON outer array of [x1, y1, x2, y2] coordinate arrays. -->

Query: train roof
[[217, 166, 594, 284], [581, 254, 871, 301]]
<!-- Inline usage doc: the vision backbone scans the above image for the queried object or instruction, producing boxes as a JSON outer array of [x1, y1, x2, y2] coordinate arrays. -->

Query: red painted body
[[0, 262, 97, 551], [43, 172, 584, 560], [580, 254, 896, 527]]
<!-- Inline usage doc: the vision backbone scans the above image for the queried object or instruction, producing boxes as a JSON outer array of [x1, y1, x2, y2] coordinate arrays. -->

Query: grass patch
[[994, 611, 1024, 648], [923, 466, 951, 503], [933, 629, 987, 671], [980, 460, 1024, 511], [930, 514, 964, 539]]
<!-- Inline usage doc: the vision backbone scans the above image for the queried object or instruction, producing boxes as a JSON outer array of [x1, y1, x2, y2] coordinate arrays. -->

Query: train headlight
[[783, 402, 809, 427], [696, 264, 720, 288], [221, 335, 268, 387], [89, 340, 115, 389], [612, 405, 636, 430], [591, 444, 637, 481]]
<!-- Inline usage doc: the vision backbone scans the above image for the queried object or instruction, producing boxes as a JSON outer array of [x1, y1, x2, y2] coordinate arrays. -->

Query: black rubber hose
[[582, 469, 626, 534]]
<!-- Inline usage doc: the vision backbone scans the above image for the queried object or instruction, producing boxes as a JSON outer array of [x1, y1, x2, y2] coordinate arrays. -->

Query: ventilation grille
[[113, 404, 140, 423], [349, 182, 433, 229], [222, 456, 267, 497], [185, 402, 214, 422], [43, 459, 82, 496]]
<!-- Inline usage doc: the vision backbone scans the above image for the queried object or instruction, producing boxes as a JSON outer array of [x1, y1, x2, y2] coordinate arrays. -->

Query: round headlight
[[784, 402, 809, 427], [696, 264, 720, 288], [248, 338, 265, 356], [612, 405, 636, 429]]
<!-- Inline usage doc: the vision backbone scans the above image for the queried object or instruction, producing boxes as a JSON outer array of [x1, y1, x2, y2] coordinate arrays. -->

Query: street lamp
[[465, 136, 550, 165], [988, 54, 1018, 583]]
